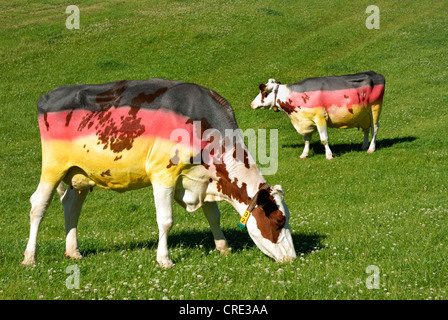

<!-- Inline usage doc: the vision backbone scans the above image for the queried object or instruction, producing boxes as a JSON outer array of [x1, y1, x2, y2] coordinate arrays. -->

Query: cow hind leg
[[316, 118, 333, 160], [153, 184, 175, 268], [202, 202, 230, 254], [61, 186, 88, 260], [22, 180, 59, 265], [368, 103, 382, 154]]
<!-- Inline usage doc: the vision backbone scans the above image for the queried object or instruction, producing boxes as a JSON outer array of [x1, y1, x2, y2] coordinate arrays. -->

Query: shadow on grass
[[80, 229, 326, 258], [282, 136, 417, 156]]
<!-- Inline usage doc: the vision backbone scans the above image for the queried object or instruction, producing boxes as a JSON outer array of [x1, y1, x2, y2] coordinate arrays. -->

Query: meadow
[[0, 0, 447, 300]]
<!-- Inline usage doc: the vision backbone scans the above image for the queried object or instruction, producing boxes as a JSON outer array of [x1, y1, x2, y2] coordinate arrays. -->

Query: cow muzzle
[[275, 228, 297, 262], [249, 224, 296, 263]]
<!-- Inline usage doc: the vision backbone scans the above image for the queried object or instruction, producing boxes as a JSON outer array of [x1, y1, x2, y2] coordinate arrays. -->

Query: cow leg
[[22, 181, 57, 265], [61, 186, 88, 260], [153, 184, 175, 268], [368, 104, 382, 154], [316, 119, 333, 160], [361, 128, 370, 150], [202, 202, 230, 254], [300, 134, 312, 159]]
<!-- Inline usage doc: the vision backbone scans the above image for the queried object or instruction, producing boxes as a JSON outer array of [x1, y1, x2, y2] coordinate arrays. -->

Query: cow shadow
[[283, 136, 417, 156], [80, 229, 326, 258]]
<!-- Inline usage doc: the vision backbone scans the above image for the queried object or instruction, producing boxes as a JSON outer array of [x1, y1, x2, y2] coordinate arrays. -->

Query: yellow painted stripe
[[40, 135, 197, 190]]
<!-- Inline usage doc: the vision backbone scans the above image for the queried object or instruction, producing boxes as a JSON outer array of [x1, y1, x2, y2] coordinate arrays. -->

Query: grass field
[[0, 0, 447, 300]]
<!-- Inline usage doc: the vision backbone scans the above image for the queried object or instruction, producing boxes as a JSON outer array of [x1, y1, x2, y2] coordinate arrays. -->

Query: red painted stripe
[[38, 107, 207, 150], [286, 84, 384, 109]]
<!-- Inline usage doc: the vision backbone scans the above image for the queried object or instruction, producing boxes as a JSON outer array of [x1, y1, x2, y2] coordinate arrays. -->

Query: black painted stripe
[[286, 71, 385, 93]]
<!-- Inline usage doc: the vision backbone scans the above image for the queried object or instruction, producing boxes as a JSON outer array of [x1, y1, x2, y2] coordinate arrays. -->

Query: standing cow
[[250, 71, 385, 160], [23, 79, 296, 268]]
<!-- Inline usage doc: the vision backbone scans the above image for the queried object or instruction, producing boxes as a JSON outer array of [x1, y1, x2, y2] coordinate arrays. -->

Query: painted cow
[[23, 79, 296, 268], [250, 71, 385, 159]]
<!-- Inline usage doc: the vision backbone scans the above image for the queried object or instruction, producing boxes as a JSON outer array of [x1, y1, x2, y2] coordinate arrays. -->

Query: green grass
[[0, 0, 447, 300]]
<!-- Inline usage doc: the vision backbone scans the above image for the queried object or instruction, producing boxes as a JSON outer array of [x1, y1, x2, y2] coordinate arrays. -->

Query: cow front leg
[[316, 119, 333, 160], [61, 186, 88, 260], [300, 134, 312, 159], [202, 202, 230, 254], [22, 181, 57, 265], [153, 184, 175, 268]]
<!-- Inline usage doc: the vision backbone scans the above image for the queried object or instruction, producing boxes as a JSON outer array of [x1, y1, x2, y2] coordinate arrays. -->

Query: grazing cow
[[250, 71, 385, 159], [23, 79, 296, 268]]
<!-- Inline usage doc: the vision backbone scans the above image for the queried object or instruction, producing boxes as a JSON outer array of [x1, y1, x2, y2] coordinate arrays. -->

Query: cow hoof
[[158, 259, 174, 269], [65, 251, 83, 260], [299, 154, 309, 159], [218, 248, 232, 256], [367, 149, 375, 154], [326, 156, 334, 160], [21, 260, 36, 266], [21, 251, 36, 266], [215, 239, 230, 255], [21, 257, 36, 266]]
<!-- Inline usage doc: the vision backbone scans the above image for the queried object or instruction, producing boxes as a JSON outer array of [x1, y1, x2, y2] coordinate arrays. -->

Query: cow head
[[250, 79, 280, 111], [244, 184, 296, 262]]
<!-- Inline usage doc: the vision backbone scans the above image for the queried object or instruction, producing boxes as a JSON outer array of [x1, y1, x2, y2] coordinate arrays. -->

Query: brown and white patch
[[251, 189, 285, 243]]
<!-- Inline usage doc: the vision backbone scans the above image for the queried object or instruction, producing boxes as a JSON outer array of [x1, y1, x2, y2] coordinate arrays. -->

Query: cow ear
[[259, 83, 267, 92], [256, 189, 270, 208]]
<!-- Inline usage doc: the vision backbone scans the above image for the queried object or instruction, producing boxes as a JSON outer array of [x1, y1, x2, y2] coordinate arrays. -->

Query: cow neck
[[237, 183, 270, 228], [272, 83, 281, 112], [231, 179, 269, 219], [211, 155, 266, 213], [273, 86, 296, 115]]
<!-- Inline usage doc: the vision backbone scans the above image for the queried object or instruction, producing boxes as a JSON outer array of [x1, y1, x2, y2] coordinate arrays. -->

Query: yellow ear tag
[[238, 210, 251, 229], [273, 106, 278, 112]]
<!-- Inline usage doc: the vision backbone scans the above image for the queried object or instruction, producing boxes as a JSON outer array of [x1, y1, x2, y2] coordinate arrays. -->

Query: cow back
[[286, 71, 385, 93]]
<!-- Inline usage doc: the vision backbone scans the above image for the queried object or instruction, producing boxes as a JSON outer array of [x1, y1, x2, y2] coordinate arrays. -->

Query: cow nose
[[250, 102, 256, 109]]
